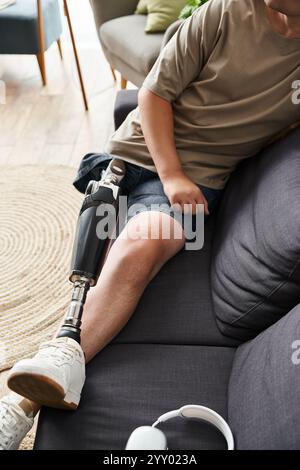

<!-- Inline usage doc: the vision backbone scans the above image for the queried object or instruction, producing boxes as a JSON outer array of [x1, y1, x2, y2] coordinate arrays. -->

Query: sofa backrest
[[211, 127, 300, 341], [90, 0, 139, 32]]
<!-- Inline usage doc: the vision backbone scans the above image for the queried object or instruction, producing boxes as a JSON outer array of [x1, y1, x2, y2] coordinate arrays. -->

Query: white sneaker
[[0, 394, 34, 450], [7, 338, 85, 410]]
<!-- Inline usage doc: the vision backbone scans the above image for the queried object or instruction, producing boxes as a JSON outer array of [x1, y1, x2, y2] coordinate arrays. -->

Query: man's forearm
[[138, 88, 183, 182], [138, 87, 209, 214]]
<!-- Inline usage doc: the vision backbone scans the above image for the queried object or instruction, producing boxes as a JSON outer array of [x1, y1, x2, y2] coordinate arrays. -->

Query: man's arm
[[138, 88, 209, 215], [138, 88, 181, 180], [137, 2, 223, 215]]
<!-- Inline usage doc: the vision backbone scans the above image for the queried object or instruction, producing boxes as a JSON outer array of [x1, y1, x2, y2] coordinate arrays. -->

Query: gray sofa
[[34, 91, 300, 450], [90, 0, 182, 87]]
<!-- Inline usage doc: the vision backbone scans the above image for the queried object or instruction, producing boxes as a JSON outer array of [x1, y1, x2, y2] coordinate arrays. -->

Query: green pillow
[[135, 0, 187, 33], [136, 0, 148, 15]]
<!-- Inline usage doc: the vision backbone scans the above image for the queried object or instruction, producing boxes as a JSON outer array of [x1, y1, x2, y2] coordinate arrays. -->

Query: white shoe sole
[[8, 372, 81, 410]]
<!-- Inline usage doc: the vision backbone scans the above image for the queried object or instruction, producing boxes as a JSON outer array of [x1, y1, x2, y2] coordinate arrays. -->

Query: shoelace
[[0, 401, 26, 447], [38, 343, 80, 367]]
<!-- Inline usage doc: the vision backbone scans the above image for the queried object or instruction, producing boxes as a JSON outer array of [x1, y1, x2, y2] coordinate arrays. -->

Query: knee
[[113, 236, 163, 282], [112, 211, 185, 279]]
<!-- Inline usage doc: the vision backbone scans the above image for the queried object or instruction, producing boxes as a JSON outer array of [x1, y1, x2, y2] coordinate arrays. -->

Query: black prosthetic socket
[[57, 159, 126, 344]]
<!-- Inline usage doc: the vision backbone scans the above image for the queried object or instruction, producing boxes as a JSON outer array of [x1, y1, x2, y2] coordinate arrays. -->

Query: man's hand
[[162, 171, 209, 216]]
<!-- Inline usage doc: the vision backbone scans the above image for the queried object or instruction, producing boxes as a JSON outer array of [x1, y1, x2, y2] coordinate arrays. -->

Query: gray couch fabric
[[113, 216, 239, 348], [0, 0, 62, 55], [228, 304, 300, 450], [35, 344, 234, 450], [212, 127, 300, 341], [100, 15, 164, 77], [90, 0, 182, 87], [114, 89, 139, 130], [34, 91, 300, 450], [90, 0, 139, 32]]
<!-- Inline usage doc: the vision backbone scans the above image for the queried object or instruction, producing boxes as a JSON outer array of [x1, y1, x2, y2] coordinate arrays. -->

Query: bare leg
[[81, 211, 185, 362], [14, 211, 184, 414]]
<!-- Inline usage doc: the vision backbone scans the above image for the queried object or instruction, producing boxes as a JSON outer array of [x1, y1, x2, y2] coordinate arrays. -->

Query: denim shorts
[[73, 153, 223, 225]]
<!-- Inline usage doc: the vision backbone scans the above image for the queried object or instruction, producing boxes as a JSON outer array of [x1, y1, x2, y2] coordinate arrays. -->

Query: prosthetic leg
[[57, 159, 126, 344]]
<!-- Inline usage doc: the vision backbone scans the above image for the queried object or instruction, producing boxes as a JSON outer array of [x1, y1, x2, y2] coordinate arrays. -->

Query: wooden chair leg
[[57, 38, 63, 60], [37, 0, 47, 86], [121, 76, 127, 90], [63, 0, 88, 111], [110, 65, 116, 82], [36, 52, 47, 86]]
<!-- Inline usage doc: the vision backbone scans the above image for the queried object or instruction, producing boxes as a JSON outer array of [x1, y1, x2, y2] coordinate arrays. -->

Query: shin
[[57, 159, 126, 344]]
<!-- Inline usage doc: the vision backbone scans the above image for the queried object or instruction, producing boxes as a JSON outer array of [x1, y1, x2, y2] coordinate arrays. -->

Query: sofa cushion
[[0, 0, 62, 54], [99, 15, 163, 76], [135, 0, 187, 33], [113, 215, 239, 348], [228, 303, 300, 450], [211, 127, 300, 341], [34, 343, 235, 450]]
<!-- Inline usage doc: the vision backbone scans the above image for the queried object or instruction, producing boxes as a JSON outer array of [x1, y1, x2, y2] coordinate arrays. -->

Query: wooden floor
[[0, 0, 136, 169]]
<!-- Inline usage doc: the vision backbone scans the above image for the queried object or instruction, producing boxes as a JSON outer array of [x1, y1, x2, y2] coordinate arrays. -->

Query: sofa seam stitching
[[228, 256, 300, 326]]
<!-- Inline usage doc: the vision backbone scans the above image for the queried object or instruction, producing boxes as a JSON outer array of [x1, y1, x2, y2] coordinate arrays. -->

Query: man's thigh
[[127, 175, 173, 222]]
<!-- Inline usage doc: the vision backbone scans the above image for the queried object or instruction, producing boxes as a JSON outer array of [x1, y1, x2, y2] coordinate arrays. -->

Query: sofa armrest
[[89, 0, 139, 31], [161, 19, 184, 50], [228, 303, 300, 449], [114, 90, 138, 130]]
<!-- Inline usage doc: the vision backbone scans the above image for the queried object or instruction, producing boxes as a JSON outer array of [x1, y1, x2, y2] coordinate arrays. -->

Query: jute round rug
[[0, 165, 83, 372]]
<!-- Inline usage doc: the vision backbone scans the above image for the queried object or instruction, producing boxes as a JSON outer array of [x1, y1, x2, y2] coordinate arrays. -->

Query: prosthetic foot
[[7, 159, 126, 409]]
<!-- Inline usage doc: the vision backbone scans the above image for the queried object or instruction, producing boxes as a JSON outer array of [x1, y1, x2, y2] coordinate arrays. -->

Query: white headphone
[[125, 405, 234, 450]]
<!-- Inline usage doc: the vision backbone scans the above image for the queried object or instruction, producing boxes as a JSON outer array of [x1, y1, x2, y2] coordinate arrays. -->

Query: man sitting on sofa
[[1, 0, 300, 450]]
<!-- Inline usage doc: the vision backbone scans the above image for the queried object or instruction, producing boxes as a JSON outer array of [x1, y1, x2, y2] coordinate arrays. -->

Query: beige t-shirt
[[105, 0, 300, 190]]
